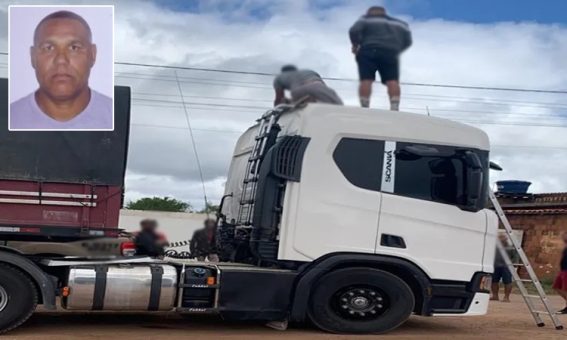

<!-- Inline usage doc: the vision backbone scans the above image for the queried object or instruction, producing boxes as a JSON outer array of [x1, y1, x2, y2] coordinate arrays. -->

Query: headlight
[[478, 274, 492, 293]]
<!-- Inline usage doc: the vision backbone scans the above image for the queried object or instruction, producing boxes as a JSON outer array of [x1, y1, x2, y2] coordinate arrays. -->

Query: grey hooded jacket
[[349, 14, 412, 54]]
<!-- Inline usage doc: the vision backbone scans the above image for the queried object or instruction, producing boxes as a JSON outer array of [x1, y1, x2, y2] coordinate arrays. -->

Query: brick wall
[[506, 213, 567, 280]]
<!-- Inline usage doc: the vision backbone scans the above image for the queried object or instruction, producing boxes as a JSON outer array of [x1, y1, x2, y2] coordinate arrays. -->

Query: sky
[[0, 0, 566, 210]]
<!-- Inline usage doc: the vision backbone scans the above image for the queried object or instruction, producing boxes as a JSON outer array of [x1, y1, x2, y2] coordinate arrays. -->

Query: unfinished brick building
[[498, 192, 567, 280]]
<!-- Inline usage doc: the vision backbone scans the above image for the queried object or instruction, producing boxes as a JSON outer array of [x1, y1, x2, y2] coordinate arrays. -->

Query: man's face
[[31, 18, 96, 100], [141, 222, 157, 232]]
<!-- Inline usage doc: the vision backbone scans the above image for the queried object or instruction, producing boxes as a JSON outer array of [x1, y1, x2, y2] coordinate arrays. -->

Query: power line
[[131, 97, 567, 121], [132, 97, 266, 110], [116, 72, 567, 112], [1, 51, 564, 94], [173, 70, 210, 217], [130, 122, 567, 150], [114, 62, 567, 94]]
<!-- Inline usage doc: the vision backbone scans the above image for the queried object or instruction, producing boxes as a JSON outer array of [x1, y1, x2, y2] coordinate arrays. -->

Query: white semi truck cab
[[0, 103, 498, 335]]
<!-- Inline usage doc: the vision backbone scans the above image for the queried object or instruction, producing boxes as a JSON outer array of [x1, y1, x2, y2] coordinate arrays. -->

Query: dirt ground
[[5, 295, 566, 340]]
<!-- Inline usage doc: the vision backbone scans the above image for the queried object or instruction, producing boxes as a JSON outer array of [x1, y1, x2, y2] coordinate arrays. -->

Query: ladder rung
[[533, 310, 552, 315], [255, 133, 269, 140], [525, 294, 544, 299], [512, 263, 525, 267], [243, 177, 258, 183], [518, 279, 533, 283]]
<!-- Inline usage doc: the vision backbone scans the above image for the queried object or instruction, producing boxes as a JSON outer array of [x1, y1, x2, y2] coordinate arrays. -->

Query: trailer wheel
[[0, 264, 38, 335], [308, 267, 414, 334]]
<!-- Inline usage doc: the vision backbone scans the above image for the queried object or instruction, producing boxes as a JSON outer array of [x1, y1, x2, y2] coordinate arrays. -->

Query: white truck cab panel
[[223, 103, 496, 283]]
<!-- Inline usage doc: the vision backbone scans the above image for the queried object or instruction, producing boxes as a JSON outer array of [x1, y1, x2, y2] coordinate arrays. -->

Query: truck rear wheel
[[0, 264, 38, 335], [308, 267, 414, 334]]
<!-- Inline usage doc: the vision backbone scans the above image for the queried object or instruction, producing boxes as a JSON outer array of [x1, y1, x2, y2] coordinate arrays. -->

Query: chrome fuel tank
[[64, 264, 177, 311]]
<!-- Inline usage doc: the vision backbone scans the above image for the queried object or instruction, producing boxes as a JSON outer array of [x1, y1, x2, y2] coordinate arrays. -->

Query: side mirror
[[490, 161, 503, 171]]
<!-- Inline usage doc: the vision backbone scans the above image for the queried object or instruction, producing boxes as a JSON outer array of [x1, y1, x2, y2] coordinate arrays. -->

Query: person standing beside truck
[[553, 232, 567, 314], [190, 218, 220, 262], [273, 65, 343, 106], [491, 233, 518, 302], [349, 6, 412, 110], [134, 219, 168, 258]]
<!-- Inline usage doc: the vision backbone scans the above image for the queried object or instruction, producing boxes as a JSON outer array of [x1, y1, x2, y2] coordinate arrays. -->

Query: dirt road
[[5, 295, 566, 339]]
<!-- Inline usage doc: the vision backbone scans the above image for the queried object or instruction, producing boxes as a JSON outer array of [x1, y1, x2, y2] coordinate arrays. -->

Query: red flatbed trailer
[[0, 79, 131, 241]]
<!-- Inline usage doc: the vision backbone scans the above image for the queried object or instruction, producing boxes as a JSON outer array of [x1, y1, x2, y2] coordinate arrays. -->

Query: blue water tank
[[496, 180, 531, 194]]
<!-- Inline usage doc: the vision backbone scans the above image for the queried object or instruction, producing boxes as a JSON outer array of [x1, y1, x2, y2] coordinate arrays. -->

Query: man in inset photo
[[9, 7, 113, 130]]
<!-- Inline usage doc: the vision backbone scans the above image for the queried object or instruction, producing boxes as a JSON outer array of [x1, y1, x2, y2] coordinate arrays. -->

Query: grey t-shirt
[[273, 70, 324, 91], [10, 89, 113, 130]]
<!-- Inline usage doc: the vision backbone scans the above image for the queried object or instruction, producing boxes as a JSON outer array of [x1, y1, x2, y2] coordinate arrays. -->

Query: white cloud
[[0, 0, 566, 206]]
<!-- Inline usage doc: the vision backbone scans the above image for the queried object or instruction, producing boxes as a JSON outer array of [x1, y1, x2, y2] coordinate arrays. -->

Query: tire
[[0, 264, 38, 335], [308, 267, 415, 334]]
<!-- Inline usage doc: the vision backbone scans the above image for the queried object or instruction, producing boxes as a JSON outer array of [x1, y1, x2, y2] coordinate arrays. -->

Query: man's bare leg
[[386, 80, 401, 111], [503, 284, 512, 302], [490, 282, 500, 301], [359, 80, 373, 108]]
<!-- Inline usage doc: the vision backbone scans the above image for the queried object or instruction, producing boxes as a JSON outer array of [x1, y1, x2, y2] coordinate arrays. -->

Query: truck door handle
[[380, 234, 406, 249]]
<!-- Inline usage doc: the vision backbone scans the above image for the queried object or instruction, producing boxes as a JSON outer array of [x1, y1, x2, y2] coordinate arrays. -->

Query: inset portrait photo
[[8, 5, 114, 131]]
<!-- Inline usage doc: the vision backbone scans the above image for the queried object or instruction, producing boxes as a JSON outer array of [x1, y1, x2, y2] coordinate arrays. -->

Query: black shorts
[[492, 266, 513, 284], [356, 47, 399, 84]]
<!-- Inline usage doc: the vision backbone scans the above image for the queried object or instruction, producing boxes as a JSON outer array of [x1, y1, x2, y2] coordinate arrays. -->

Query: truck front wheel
[[308, 267, 415, 334], [0, 264, 38, 335]]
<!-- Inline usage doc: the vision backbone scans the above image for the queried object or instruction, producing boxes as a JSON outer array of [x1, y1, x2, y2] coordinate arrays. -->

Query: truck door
[[375, 141, 489, 282], [278, 137, 382, 261]]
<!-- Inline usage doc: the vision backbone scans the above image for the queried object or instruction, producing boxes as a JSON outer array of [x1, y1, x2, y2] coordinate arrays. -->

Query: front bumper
[[424, 272, 492, 315], [432, 293, 490, 316]]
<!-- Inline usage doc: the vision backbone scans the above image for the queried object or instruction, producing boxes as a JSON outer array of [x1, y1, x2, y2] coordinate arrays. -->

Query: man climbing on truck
[[349, 6, 412, 110], [273, 65, 343, 106], [190, 218, 220, 262]]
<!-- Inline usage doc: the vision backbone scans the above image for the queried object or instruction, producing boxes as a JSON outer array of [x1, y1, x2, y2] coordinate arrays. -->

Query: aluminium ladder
[[236, 98, 310, 227], [236, 106, 281, 226], [489, 190, 563, 330]]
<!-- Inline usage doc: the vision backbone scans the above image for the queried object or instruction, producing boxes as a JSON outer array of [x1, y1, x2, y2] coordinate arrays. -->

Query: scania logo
[[384, 150, 393, 182]]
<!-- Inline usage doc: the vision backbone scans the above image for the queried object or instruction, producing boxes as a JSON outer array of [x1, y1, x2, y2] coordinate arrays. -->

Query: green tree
[[198, 201, 219, 215], [126, 197, 191, 212]]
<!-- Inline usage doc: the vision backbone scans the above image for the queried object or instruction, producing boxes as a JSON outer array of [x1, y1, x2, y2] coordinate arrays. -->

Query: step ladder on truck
[[488, 189, 564, 330]]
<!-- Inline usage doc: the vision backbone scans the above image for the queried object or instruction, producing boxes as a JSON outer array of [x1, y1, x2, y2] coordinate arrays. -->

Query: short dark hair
[[140, 219, 158, 228], [204, 218, 216, 227], [281, 64, 298, 73], [34, 10, 92, 45], [367, 6, 386, 15]]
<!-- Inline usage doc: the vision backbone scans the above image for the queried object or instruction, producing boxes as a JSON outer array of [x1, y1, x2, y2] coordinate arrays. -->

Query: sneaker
[[265, 320, 288, 331]]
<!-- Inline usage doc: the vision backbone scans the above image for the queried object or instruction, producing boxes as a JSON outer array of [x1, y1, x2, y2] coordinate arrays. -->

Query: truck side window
[[332, 138, 384, 191], [395, 142, 466, 206]]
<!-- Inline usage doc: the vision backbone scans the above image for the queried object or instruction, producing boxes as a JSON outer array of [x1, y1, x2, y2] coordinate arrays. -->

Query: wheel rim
[[0, 285, 8, 312], [332, 285, 389, 320]]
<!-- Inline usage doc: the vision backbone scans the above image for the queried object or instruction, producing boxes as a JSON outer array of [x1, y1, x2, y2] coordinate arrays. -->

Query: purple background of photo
[[9, 6, 114, 102]]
